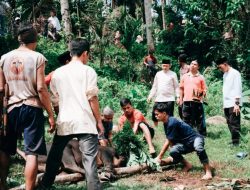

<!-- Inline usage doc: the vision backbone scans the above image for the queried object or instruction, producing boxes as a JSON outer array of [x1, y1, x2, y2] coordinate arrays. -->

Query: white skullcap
[[103, 106, 114, 116]]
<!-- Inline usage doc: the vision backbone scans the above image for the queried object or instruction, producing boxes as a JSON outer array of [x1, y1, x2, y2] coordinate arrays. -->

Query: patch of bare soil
[[119, 166, 250, 190]]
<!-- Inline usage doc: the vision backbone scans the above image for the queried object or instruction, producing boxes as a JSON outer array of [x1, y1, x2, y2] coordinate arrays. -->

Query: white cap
[[103, 106, 114, 116]]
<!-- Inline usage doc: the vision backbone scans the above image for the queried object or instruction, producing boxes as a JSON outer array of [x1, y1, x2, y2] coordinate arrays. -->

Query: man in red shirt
[[118, 98, 156, 157], [179, 60, 207, 136]]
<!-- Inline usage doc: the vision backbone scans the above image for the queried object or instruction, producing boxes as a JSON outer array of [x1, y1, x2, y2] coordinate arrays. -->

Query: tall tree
[[144, 0, 154, 51], [60, 0, 72, 39], [161, 0, 166, 29]]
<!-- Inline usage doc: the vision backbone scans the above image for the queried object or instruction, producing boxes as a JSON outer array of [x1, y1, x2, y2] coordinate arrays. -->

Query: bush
[[36, 37, 68, 74]]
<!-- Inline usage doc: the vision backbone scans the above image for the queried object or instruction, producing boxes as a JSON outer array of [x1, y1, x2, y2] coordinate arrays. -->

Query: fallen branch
[[114, 163, 148, 175], [10, 173, 84, 190]]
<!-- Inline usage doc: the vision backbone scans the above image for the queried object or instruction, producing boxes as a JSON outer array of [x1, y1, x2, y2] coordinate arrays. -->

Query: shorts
[[0, 104, 47, 155], [138, 122, 155, 138]]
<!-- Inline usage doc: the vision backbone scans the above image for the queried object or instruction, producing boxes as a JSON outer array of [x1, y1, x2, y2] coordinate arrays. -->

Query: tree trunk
[[60, 0, 72, 40], [161, 0, 166, 29], [144, 0, 155, 51]]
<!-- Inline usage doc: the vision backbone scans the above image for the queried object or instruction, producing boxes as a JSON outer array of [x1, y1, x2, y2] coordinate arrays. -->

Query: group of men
[[0, 23, 243, 190]]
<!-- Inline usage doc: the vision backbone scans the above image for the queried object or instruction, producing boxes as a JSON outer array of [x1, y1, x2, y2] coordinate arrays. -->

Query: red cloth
[[45, 71, 54, 86]]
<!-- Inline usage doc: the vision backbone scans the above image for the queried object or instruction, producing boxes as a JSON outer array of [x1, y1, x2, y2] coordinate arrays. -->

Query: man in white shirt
[[216, 57, 242, 146], [48, 9, 61, 31], [147, 59, 179, 127], [39, 39, 104, 189]]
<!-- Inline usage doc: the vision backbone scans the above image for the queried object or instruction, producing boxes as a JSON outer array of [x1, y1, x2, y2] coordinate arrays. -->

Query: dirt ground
[[117, 165, 250, 190]]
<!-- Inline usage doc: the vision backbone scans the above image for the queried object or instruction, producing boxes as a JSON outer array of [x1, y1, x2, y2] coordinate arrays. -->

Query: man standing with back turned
[[0, 24, 55, 190], [39, 38, 103, 190], [216, 57, 242, 146]]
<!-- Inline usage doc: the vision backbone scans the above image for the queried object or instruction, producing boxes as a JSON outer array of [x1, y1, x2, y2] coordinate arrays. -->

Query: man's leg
[[138, 123, 155, 154], [166, 101, 175, 117], [182, 102, 191, 125], [25, 155, 38, 190], [40, 135, 72, 188], [193, 137, 212, 179], [228, 107, 241, 145], [0, 151, 10, 190], [169, 143, 192, 171], [178, 105, 183, 119], [192, 102, 205, 136], [78, 134, 101, 190]]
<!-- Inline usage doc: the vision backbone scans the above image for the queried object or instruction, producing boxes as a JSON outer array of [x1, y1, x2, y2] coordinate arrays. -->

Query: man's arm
[[89, 96, 104, 136], [233, 72, 242, 115], [155, 139, 171, 162], [37, 63, 55, 133], [0, 67, 5, 125], [173, 73, 180, 104]]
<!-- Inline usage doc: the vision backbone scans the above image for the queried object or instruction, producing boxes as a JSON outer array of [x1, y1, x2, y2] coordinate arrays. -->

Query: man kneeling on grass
[[154, 103, 213, 180]]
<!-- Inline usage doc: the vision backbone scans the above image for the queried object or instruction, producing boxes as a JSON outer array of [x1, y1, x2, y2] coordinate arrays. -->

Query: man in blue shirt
[[154, 103, 212, 180]]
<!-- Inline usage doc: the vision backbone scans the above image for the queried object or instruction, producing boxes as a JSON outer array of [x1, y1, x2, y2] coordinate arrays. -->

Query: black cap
[[162, 59, 171, 64]]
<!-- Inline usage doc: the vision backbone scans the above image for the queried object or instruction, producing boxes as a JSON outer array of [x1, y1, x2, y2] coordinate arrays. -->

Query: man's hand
[[97, 121, 104, 137], [47, 115, 56, 133], [176, 97, 180, 105], [154, 155, 162, 164], [179, 99, 183, 106], [233, 105, 240, 116]]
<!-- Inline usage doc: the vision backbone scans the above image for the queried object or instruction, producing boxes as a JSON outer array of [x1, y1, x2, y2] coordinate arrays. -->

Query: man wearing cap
[[147, 59, 179, 128], [179, 60, 207, 136], [0, 24, 55, 190], [216, 57, 242, 146]]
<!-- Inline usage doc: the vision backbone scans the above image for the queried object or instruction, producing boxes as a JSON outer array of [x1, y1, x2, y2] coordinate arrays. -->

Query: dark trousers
[[41, 134, 101, 190], [182, 101, 206, 136], [224, 107, 241, 144]]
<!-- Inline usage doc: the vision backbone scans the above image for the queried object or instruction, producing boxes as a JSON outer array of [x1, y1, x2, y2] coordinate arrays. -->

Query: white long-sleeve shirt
[[223, 67, 242, 108], [148, 70, 179, 102]]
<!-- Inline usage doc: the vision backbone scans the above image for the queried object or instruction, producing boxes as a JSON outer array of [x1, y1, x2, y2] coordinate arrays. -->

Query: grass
[[7, 118, 250, 190]]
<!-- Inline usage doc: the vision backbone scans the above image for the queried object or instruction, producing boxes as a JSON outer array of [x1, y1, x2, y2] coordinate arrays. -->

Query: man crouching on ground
[[154, 103, 212, 180]]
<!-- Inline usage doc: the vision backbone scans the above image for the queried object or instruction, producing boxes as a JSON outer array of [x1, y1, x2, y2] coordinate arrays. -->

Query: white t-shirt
[[223, 67, 242, 108], [48, 16, 61, 31], [148, 70, 179, 102], [0, 49, 47, 112], [50, 60, 99, 136]]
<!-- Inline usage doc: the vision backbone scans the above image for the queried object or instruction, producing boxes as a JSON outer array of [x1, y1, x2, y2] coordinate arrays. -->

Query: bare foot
[[182, 162, 192, 172], [201, 172, 212, 180]]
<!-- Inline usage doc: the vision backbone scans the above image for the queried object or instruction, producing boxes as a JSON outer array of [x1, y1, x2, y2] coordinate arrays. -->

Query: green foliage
[[36, 36, 68, 74], [97, 77, 149, 115], [241, 89, 250, 119], [112, 121, 144, 157], [112, 121, 161, 171], [0, 35, 19, 57]]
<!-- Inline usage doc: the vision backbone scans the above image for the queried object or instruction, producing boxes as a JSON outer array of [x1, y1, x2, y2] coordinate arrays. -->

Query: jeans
[[224, 107, 241, 144], [169, 136, 209, 164], [41, 134, 101, 190]]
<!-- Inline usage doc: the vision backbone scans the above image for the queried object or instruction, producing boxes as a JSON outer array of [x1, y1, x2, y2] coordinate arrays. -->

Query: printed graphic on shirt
[[8, 56, 27, 81]]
